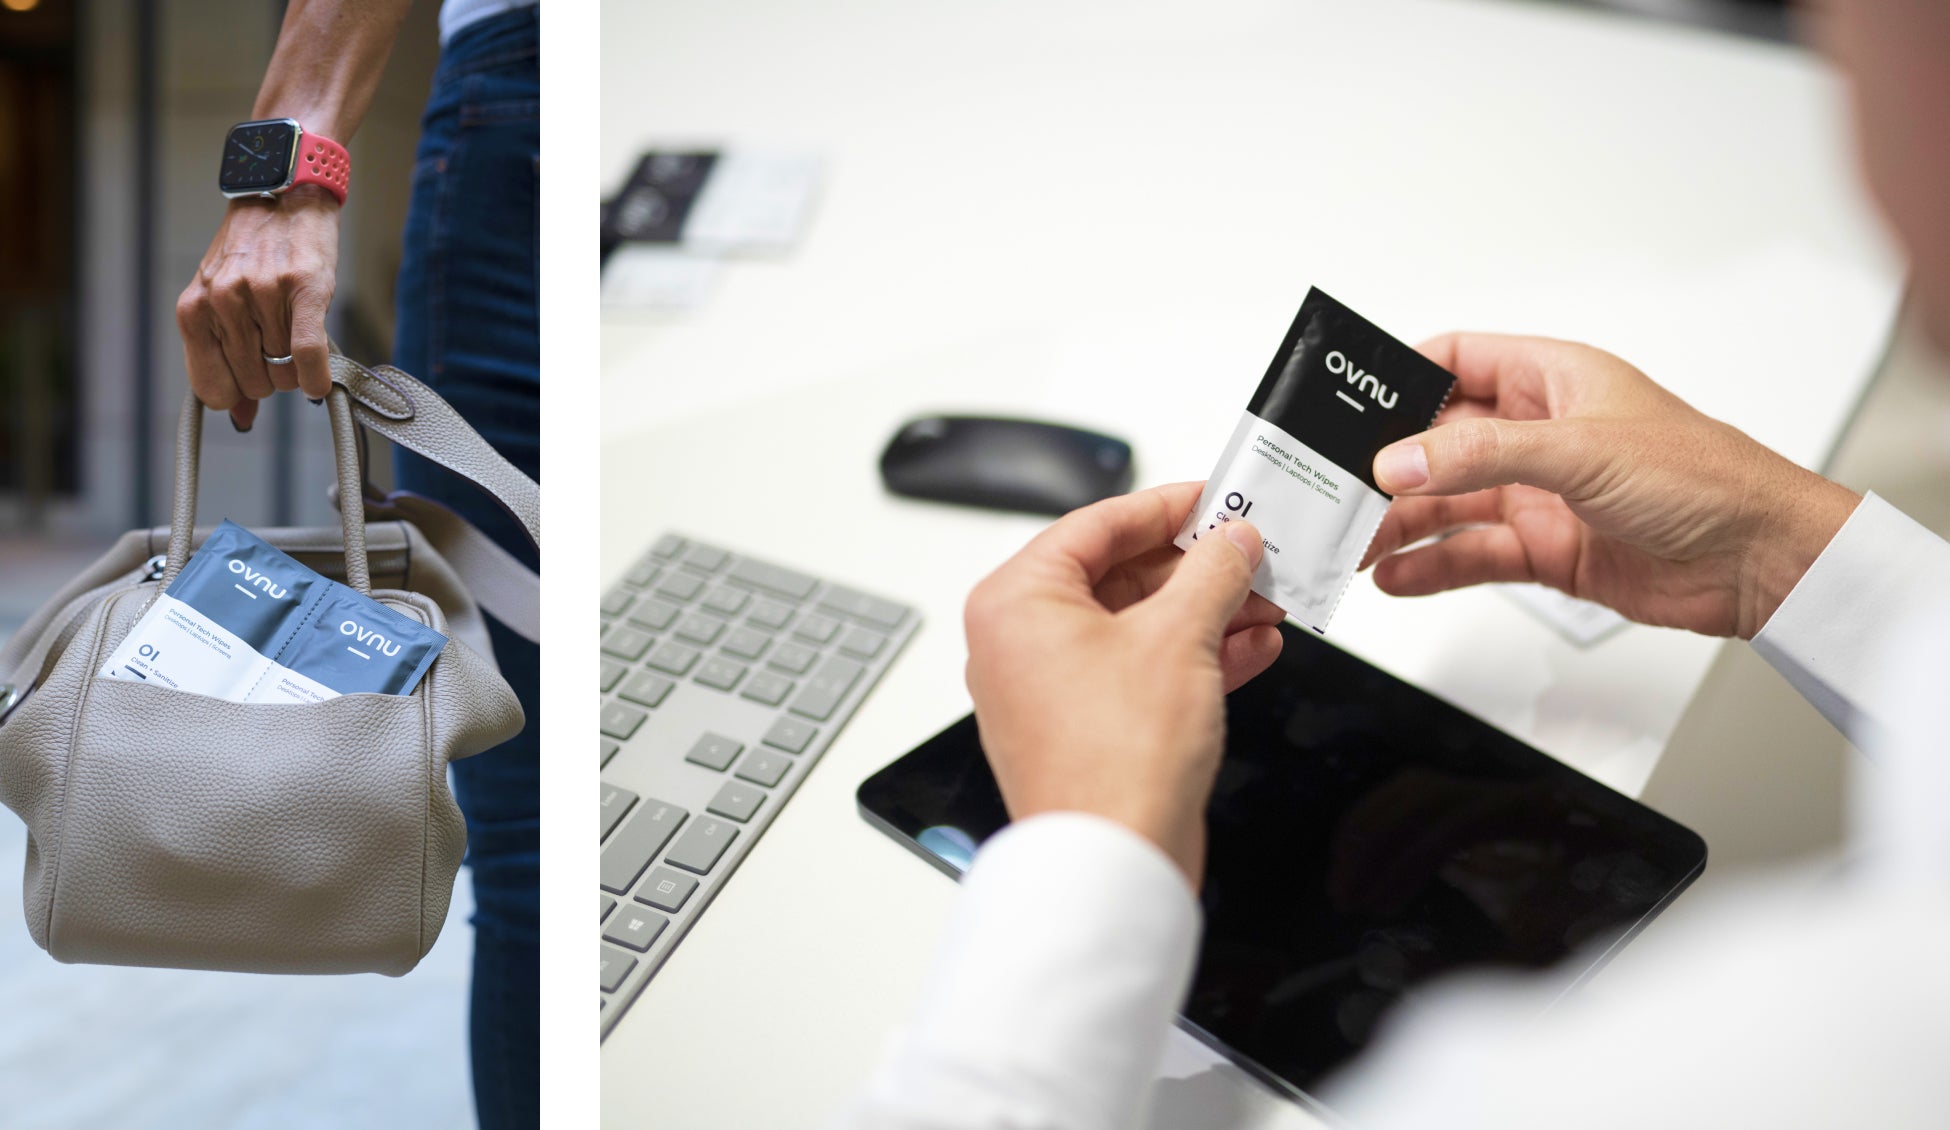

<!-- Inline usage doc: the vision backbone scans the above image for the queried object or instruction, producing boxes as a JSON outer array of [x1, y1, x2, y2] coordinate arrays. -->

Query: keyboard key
[[747, 600, 795, 631], [726, 558, 818, 601], [656, 572, 706, 603], [721, 626, 771, 660], [627, 599, 681, 632], [600, 783, 639, 840], [665, 818, 738, 875], [684, 732, 744, 771], [675, 613, 726, 645], [739, 671, 793, 707], [820, 584, 910, 630], [635, 867, 697, 914], [794, 613, 841, 644], [762, 716, 817, 754], [604, 908, 669, 953], [683, 544, 730, 573], [707, 781, 765, 823], [601, 944, 637, 992], [768, 641, 819, 675], [602, 537, 918, 1006], [695, 657, 746, 692], [839, 626, 887, 659], [646, 641, 702, 676], [600, 799, 688, 893], [623, 559, 661, 588], [789, 655, 866, 721], [735, 750, 792, 787], [600, 702, 647, 740], [601, 626, 655, 661], [619, 671, 676, 708]]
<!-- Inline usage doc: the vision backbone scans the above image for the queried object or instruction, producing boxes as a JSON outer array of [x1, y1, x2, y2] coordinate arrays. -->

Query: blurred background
[[0, 0, 426, 622], [0, 2, 475, 1127], [1570, 0, 1791, 39]]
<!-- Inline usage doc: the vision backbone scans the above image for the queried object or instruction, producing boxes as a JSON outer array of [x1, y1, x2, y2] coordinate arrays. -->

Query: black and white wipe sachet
[[1175, 288, 1456, 632]]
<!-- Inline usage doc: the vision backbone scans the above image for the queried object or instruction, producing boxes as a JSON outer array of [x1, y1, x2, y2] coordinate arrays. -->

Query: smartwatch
[[218, 118, 351, 204]]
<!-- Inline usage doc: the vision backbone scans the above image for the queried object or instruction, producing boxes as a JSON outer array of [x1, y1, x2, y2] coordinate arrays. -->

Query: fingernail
[[231, 418, 251, 434], [1223, 521, 1263, 567], [307, 397, 323, 406], [1375, 443, 1428, 492]]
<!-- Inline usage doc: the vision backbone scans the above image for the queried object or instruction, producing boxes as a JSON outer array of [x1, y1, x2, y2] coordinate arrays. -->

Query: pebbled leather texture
[[0, 585, 516, 974], [0, 361, 532, 975]]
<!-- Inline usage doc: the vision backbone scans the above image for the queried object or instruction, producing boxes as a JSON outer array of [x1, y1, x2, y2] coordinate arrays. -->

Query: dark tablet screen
[[857, 621, 1705, 1099]]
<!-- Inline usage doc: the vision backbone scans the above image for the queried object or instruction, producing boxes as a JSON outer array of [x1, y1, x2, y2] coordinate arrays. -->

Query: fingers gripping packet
[[1176, 288, 1456, 632], [98, 520, 445, 702]]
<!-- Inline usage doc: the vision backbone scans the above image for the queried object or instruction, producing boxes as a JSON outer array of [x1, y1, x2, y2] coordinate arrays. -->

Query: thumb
[[1374, 416, 1602, 499], [1150, 521, 1264, 640]]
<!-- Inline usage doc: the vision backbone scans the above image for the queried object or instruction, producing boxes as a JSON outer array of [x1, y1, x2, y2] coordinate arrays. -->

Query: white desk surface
[[598, 1, 1902, 1126]]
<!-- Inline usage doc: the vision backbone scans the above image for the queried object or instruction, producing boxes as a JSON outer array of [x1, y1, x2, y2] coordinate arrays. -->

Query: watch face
[[219, 120, 298, 195]]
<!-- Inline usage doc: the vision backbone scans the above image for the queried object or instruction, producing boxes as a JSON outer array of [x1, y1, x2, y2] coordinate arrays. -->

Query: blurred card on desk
[[604, 149, 821, 256], [600, 247, 723, 312]]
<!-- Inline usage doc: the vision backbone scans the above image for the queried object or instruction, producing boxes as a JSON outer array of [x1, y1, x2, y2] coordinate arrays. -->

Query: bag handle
[[3, 361, 539, 719], [327, 353, 540, 549], [161, 385, 372, 594], [325, 349, 540, 641]]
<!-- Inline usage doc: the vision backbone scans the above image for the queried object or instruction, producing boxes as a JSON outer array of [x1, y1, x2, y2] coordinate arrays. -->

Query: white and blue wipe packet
[[100, 520, 445, 703]]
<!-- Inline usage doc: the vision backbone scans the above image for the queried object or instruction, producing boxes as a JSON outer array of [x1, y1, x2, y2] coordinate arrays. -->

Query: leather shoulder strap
[[362, 492, 541, 644], [328, 354, 541, 549]]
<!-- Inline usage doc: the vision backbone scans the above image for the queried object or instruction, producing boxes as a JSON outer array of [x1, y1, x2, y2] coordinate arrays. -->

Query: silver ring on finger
[[263, 353, 295, 366]]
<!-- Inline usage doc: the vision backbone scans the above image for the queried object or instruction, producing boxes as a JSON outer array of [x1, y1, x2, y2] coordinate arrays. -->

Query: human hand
[[962, 482, 1287, 886], [1361, 333, 1860, 639], [175, 187, 340, 431]]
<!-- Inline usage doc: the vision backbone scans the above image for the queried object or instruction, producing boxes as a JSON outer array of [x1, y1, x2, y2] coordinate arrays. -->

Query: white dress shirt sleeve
[[833, 812, 1201, 1130], [1749, 491, 1950, 747]]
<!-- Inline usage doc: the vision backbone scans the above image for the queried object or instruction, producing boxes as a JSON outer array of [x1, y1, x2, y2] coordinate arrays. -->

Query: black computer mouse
[[878, 416, 1135, 516]]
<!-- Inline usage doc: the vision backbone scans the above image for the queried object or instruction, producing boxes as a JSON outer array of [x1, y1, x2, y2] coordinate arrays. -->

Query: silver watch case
[[218, 117, 305, 201]]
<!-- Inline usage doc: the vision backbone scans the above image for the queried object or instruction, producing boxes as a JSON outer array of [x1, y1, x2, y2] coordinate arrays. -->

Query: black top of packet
[[1246, 288, 1457, 497]]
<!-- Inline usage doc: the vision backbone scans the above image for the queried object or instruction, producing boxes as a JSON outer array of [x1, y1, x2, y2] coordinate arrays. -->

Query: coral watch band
[[290, 131, 350, 204]]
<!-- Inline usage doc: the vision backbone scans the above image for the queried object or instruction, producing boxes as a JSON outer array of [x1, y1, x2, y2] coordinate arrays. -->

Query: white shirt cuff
[[1751, 491, 1950, 746], [838, 812, 1201, 1130]]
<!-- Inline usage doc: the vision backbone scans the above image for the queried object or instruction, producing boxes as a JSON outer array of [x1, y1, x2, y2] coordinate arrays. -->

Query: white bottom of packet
[[1175, 410, 1390, 633], [100, 593, 341, 705]]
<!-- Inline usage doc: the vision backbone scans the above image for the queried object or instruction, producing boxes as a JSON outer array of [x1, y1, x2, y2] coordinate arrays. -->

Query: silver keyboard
[[599, 533, 917, 1037]]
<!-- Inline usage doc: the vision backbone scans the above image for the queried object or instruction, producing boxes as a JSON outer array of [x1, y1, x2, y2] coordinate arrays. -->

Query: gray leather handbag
[[0, 354, 539, 976]]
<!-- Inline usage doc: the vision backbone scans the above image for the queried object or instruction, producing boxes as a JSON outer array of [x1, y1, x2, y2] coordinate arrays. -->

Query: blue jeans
[[391, 10, 539, 1128]]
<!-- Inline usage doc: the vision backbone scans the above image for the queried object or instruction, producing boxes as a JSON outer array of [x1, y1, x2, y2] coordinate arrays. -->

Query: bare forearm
[[182, 0, 408, 420], [249, 0, 413, 142]]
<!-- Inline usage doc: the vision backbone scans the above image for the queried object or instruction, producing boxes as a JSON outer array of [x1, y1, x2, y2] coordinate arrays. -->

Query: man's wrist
[[1739, 468, 1861, 639]]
